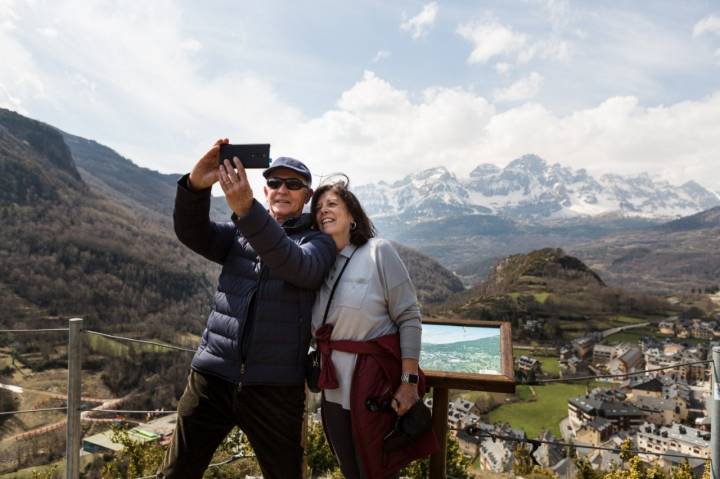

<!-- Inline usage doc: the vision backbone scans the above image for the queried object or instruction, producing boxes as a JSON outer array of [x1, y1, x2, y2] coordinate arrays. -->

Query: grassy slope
[[488, 382, 592, 438], [512, 349, 560, 376]]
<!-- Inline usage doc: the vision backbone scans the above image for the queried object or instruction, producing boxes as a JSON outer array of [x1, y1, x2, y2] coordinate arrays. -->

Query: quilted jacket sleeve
[[173, 174, 235, 264], [232, 200, 335, 289]]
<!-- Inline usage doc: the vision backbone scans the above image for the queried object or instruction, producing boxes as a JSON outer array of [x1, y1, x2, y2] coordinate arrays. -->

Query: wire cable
[[208, 452, 257, 467], [0, 407, 67, 416], [0, 328, 69, 333], [85, 330, 195, 353], [534, 359, 712, 384], [87, 409, 176, 415], [459, 426, 710, 461]]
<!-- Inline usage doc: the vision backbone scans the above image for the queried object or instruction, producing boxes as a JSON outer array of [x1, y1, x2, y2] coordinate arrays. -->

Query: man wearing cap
[[159, 139, 335, 478]]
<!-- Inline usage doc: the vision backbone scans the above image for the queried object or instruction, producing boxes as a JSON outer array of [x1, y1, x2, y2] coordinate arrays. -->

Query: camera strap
[[322, 245, 358, 326]]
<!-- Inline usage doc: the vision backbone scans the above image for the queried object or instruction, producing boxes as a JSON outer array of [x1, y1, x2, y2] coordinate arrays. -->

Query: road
[[0, 392, 136, 446]]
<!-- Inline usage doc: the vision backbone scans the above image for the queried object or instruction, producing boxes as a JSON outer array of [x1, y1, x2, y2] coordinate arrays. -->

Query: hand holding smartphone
[[219, 144, 271, 169]]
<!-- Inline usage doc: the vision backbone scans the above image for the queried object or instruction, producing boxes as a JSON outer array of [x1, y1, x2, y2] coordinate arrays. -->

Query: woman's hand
[[392, 383, 420, 416], [188, 138, 228, 190]]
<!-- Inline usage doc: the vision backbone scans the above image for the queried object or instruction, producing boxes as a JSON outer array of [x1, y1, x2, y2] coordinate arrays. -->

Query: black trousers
[[322, 399, 368, 479], [159, 370, 306, 479], [322, 399, 400, 479]]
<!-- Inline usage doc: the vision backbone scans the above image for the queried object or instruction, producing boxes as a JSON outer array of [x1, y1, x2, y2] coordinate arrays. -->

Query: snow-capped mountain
[[354, 154, 720, 222]]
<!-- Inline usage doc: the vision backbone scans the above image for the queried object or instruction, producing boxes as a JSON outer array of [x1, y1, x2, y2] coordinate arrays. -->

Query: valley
[[1, 107, 718, 477]]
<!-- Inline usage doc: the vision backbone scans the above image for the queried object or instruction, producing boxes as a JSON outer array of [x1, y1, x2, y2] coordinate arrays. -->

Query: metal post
[[65, 318, 83, 479], [711, 347, 719, 479], [429, 387, 449, 479]]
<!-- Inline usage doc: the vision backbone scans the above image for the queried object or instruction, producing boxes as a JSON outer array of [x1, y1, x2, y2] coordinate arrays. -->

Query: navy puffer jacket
[[173, 175, 335, 385]]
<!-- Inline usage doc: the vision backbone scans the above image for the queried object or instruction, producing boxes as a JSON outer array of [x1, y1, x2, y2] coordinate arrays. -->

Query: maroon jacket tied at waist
[[316, 325, 439, 478]]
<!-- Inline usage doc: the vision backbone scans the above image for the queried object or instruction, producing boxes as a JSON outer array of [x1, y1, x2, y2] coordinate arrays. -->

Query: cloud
[[284, 73, 720, 193], [180, 38, 202, 52], [0, 0, 304, 179], [0, 83, 22, 110], [456, 20, 526, 64], [457, 17, 570, 68], [517, 39, 569, 64], [495, 62, 512, 74], [400, 2, 438, 40], [372, 50, 391, 63], [534, 0, 571, 31], [693, 14, 720, 36], [493, 72, 543, 102], [36, 26, 58, 37], [285, 71, 496, 181], [3, 1, 720, 195]]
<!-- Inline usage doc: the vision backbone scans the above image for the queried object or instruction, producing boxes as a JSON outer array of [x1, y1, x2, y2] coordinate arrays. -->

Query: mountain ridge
[[0, 108, 463, 313], [569, 206, 720, 294], [355, 154, 720, 223]]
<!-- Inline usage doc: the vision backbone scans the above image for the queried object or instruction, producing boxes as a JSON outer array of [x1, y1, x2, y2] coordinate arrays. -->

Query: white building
[[636, 422, 710, 460]]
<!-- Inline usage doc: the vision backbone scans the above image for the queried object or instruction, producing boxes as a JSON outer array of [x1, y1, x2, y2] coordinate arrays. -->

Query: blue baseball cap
[[263, 157, 312, 185]]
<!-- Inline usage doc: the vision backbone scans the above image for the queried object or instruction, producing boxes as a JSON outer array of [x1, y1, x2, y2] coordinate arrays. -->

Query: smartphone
[[218, 144, 271, 169]]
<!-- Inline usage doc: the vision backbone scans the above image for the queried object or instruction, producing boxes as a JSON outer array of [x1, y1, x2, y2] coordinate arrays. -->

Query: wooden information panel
[[422, 318, 515, 393], [420, 318, 515, 478]]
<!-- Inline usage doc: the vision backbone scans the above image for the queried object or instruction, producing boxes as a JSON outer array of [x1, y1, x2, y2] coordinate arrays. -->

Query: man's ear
[[305, 188, 313, 204]]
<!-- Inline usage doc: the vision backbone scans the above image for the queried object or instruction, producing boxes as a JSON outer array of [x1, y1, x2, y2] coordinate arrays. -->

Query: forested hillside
[[62, 131, 233, 221], [392, 241, 464, 303], [0, 109, 215, 341], [570, 207, 720, 294], [0, 108, 464, 336], [434, 248, 672, 342]]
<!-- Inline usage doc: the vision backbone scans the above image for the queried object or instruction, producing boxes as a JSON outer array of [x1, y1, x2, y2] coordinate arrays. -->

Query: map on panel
[[420, 324, 502, 375]]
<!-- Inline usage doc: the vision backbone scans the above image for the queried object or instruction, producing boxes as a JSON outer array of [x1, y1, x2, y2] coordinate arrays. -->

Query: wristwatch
[[400, 372, 419, 384]]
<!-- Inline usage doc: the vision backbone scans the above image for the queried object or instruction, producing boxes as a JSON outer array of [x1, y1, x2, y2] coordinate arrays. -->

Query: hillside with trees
[[569, 207, 720, 294], [0, 107, 462, 386], [432, 248, 672, 341]]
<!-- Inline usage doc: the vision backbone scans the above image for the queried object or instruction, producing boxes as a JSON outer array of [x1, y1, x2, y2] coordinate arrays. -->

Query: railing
[[1, 319, 718, 478]]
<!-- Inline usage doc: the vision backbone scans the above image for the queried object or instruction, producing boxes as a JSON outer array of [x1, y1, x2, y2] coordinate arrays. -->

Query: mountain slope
[[1, 109, 461, 319], [391, 242, 464, 303], [0, 109, 214, 339], [569, 207, 720, 294], [432, 249, 670, 341], [62, 132, 232, 221]]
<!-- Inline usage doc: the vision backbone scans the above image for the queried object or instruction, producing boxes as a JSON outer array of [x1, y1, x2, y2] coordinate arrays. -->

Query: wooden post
[[429, 387, 449, 479], [66, 318, 83, 479], [302, 387, 309, 479], [711, 346, 719, 479]]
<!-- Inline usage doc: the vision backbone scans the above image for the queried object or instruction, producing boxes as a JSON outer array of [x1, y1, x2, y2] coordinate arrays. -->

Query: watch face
[[402, 373, 419, 384]]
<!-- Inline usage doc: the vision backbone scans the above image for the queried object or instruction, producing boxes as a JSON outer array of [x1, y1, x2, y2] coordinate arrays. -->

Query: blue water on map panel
[[420, 324, 502, 374]]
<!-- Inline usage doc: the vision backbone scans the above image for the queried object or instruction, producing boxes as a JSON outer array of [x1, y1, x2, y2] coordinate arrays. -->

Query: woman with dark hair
[[310, 177, 437, 479]]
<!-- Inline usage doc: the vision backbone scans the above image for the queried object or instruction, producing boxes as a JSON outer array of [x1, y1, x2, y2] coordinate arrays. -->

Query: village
[[417, 316, 720, 477]]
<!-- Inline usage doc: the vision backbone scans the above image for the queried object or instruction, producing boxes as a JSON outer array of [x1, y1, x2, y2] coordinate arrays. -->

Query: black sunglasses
[[266, 177, 308, 191]]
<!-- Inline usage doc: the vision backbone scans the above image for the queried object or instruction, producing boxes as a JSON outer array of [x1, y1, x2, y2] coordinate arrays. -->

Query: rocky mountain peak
[[355, 154, 720, 223], [409, 166, 453, 183], [505, 154, 547, 175], [470, 163, 501, 177], [0, 108, 82, 183]]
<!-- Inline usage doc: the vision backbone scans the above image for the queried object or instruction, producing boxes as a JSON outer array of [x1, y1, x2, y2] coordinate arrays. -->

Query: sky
[[2, 0, 720, 194], [421, 324, 500, 345]]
